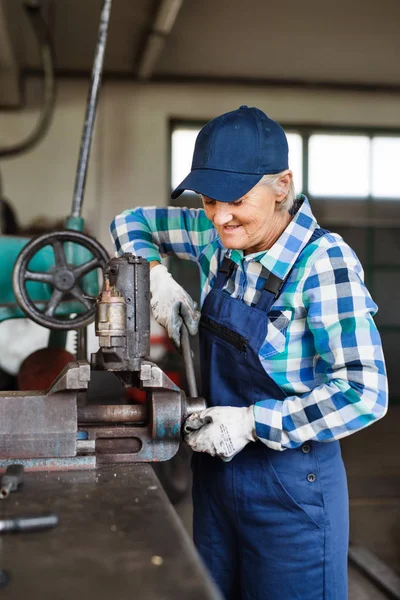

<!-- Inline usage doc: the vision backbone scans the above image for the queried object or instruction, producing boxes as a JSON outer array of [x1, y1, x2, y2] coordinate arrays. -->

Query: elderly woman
[[111, 106, 388, 600]]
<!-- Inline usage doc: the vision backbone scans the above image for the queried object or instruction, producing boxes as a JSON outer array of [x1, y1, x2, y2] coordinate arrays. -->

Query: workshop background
[[0, 0, 399, 597]]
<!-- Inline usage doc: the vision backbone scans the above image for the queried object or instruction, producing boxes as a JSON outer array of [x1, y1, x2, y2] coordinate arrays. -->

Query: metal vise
[[0, 255, 206, 470]]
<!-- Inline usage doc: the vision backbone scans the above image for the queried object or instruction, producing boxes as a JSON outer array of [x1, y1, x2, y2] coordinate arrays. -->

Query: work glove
[[149, 264, 200, 348], [184, 406, 258, 462]]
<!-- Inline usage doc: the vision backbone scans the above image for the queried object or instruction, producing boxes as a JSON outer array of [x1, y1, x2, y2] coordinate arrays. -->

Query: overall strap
[[212, 227, 330, 307], [256, 227, 330, 312], [256, 272, 285, 312], [214, 256, 236, 290]]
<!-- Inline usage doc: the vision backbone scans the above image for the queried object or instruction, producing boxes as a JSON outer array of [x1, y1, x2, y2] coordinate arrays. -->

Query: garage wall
[[0, 79, 100, 235], [1, 77, 400, 251]]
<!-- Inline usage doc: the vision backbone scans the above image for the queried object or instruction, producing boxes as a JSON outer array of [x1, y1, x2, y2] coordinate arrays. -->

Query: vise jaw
[[0, 361, 89, 459]]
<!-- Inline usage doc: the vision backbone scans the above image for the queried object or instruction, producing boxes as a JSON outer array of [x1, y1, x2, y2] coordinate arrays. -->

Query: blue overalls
[[193, 230, 349, 600]]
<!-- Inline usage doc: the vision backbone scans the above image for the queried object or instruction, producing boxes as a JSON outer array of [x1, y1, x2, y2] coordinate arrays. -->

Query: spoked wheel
[[12, 230, 109, 330]]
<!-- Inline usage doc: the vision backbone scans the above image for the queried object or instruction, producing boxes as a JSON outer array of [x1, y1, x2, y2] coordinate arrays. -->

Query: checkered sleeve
[[110, 206, 216, 262], [254, 241, 388, 451]]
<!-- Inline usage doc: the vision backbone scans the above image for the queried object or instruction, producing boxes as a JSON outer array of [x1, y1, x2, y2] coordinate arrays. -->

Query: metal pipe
[[70, 0, 112, 218], [180, 324, 198, 398], [137, 0, 184, 79], [0, 1, 56, 158], [75, 327, 88, 361], [78, 404, 146, 424], [0, 513, 59, 533]]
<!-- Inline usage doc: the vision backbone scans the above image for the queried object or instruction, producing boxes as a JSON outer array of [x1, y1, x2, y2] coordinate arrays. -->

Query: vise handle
[[180, 323, 198, 398]]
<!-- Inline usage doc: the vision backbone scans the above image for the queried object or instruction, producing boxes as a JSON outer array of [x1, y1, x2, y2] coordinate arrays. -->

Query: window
[[286, 133, 303, 193], [372, 137, 400, 198], [171, 122, 400, 200], [309, 135, 370, 197], [171, 128, 198, 191]]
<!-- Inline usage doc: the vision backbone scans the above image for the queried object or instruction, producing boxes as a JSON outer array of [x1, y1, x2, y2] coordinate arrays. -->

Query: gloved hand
[[184, 406, 257, 462], [149, 264, 200, 348]]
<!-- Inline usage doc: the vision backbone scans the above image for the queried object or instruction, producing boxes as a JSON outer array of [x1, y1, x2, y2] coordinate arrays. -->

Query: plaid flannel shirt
[[110, 195, 388, 450]]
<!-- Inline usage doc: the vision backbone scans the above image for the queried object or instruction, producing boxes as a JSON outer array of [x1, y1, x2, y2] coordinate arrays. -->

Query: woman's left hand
[[184, 406, 257, 461]]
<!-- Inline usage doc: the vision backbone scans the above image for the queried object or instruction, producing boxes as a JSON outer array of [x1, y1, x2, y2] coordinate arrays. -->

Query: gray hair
[[256, 172, 296, 212]]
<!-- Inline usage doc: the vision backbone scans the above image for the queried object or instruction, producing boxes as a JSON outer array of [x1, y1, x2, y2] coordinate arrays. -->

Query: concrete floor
[[174, 405, 400, 599]]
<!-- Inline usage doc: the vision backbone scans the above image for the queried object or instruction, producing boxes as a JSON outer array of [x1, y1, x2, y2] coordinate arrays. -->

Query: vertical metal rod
[[75, 327, 88, 360], [180, 324, 198, 398], [71, 0, 112, 218]]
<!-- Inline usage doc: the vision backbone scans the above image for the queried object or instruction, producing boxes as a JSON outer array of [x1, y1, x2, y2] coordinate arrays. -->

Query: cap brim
[[171, 169, 263, 202]]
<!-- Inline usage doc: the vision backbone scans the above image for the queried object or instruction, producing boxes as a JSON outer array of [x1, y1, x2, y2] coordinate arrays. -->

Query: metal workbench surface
[[0, 464, 222, 600]]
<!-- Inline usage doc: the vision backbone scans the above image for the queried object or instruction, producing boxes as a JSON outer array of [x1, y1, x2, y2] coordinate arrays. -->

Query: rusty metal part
[[48, 360, 90, 393], [96, 454, 146, 466], [0, 371, 192, 465], [78, 392, 182, 462], [91, 255, 150, 373], [76, 440, 96, 454], [96, 280, 127, 348], [95, 438, 142, 454], [79, 426, 144, 441], [0, 464, 24, 499], [87, 253, 206, 464], [77, 388, 207, 464], [78, 424, 148, 464], [140, 361, 180, 391], [100, 278, 124, 302], [1, 351, 207, 466], [150, 390, 182, 442], [80, 424, 178, 463], [18, 348, 75, 391], [78, 404, 146, 423], [0, 362, 89, 459], [0, 391, 77, 459]]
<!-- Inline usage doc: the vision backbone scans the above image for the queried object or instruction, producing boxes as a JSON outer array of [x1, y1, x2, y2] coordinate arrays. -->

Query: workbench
[[0, 464, 222, 599]]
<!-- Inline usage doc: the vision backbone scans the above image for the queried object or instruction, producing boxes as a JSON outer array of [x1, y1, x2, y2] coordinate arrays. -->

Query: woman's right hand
[[149, 263, 200, 348]]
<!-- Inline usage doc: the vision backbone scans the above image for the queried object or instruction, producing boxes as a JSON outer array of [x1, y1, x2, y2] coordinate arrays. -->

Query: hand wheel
[[12, 230, 109, 330]]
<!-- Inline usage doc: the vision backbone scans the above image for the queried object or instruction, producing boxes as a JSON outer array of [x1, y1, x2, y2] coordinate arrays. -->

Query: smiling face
[[202, 172, 293, 254]]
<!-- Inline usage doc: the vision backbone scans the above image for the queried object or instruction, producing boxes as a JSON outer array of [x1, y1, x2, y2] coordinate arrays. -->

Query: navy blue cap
[[171, 106, 289, 202]]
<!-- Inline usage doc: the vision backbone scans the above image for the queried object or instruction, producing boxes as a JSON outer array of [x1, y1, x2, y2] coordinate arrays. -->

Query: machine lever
[[180, 323, 198, 398], [0, 464, 24, 500]]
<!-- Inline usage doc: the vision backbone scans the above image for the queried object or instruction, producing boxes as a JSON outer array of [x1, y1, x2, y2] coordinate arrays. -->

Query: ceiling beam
[[137, 0, 183, 80]]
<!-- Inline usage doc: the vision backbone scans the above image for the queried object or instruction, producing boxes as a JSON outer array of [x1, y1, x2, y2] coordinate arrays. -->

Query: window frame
[[170, 119, 400, 202]]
